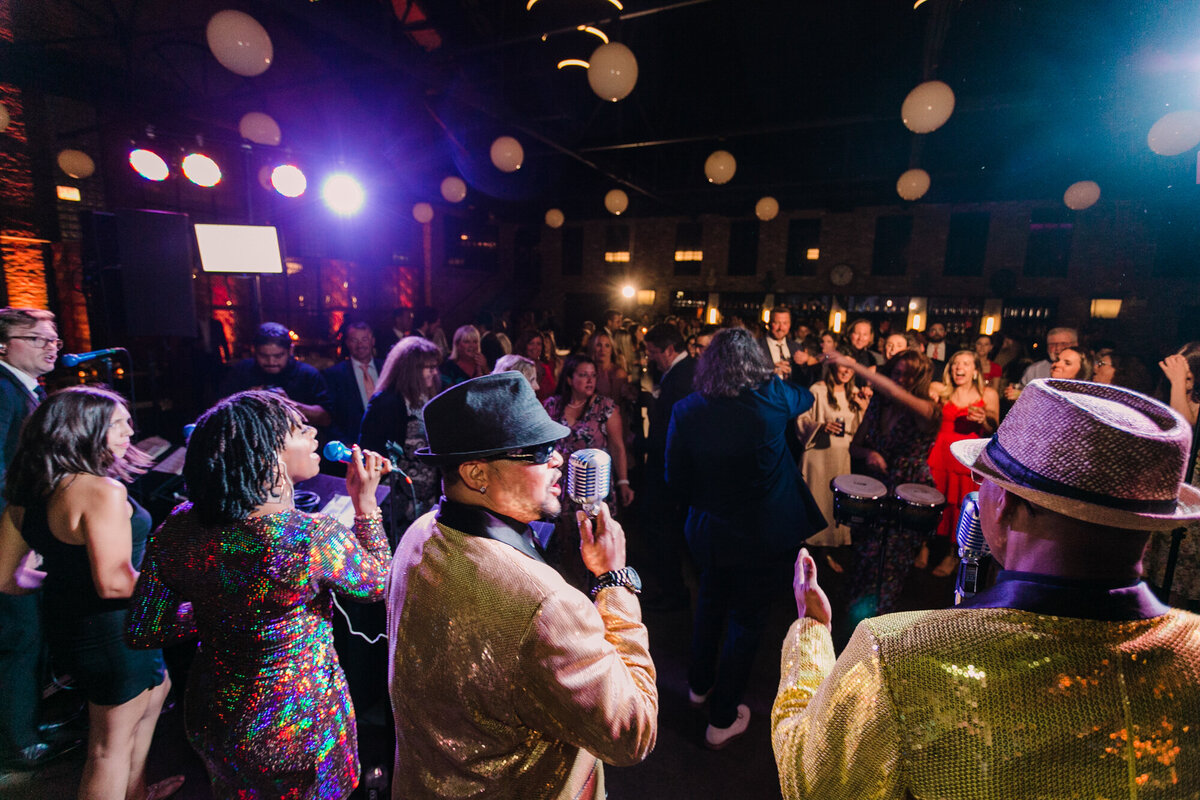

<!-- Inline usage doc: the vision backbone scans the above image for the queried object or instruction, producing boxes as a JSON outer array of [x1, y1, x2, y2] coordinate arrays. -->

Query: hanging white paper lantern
[[755, 196, 779, 221], [206, 10, 273, 77], [0, 103, 9, 132], [544, 208, 565, 228], [57, 149, 95, 179], [412, 202, 434, 224], [490, 136, 524, 172], [704, 150, 736, 185], [1147, 110, 1200, 156], [440, 176, 467, 203], [604, 189, 628, 215], [257, 164, 274, 191], [896, 168, 931, 201], [1063, 180, 1100, 210], [238, 112, 281, 146], [901, 80, 955, 134], [587, 42, 638, 102]]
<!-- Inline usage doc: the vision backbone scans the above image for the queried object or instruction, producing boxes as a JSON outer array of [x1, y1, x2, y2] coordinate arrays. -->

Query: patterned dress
[[127, 505, 391, 800], [848, 398, 939, 617], [542, 394, 617, 586]]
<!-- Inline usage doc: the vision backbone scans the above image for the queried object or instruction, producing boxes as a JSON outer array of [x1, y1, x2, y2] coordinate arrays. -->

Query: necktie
[[360, 362, 375, 398], [34, 385, 47, 403]]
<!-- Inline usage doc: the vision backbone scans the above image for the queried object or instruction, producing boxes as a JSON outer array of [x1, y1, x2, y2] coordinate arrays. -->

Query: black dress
[[22, 493, 165, 705]]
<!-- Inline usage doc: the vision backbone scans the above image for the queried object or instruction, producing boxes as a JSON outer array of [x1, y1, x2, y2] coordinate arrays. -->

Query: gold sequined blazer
[[386, 511, 658, 800], [772, 608, 1200, 799]]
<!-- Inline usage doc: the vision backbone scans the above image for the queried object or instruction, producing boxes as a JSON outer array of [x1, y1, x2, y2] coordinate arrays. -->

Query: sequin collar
[[959, 569, 1170, 621], [435, 498, 547, 563]]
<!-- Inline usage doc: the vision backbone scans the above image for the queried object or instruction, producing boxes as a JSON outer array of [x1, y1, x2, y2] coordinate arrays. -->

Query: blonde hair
[[937, 349, 986, 402]]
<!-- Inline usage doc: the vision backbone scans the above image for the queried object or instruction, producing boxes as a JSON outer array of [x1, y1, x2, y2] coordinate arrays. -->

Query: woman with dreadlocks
[[126, 391, 392, 800]]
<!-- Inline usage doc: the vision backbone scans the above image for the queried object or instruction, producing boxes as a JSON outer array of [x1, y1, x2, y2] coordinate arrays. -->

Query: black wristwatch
[[590, 566, 642, 598]]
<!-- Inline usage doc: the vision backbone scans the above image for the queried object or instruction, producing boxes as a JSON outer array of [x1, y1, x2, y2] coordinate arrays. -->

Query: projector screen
[[194, 224, 284, 274]]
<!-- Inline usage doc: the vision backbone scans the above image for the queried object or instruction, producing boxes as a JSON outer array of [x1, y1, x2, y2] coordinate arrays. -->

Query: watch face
[[622, 566, 643, 593], [830, 263, 854, 286]]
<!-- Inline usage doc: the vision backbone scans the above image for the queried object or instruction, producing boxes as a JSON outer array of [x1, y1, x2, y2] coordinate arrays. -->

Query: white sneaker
[[687, 686, 711, 708], [704, 704, 750, 750]]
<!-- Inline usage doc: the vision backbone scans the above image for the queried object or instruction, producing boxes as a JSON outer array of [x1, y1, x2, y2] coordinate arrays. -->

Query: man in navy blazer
[[323, 320, 385, 446], [0, 308, 73, 770]]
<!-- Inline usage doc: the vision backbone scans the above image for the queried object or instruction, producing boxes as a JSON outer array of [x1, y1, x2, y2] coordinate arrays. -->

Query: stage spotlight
[[322, 173, 364, 216], [182, 153, 222, 187], [271, 164, 307, 198], [129, 148, 169, 181]]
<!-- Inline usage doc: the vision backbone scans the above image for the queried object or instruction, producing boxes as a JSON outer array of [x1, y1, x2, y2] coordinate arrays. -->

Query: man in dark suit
[[924, 321, 949, 379], [760, 306, 804, 382], [0, 308, 73, 770], [323, 320, 385, 447], [642, 323, 697, 609]]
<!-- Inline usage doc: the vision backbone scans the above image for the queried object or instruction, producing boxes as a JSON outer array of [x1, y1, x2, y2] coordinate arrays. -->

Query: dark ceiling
[[7, 0, 1200, 222]]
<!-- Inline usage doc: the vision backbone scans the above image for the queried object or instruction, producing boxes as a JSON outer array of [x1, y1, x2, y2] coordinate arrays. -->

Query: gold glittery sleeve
[[771, 618, 902, 800], [517, 584, 658, 767]]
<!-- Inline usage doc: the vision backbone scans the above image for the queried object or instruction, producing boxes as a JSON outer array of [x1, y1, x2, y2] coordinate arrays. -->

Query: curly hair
[[184, 391, 302, 526], [377, 336, 442, 409], [694, 327, 774, 398], [5, 386, 147, 505]]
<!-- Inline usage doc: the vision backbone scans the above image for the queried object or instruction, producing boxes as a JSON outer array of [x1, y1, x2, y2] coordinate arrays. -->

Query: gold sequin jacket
[[773, 601, 1200, 799], [386, 508, 658, 800]]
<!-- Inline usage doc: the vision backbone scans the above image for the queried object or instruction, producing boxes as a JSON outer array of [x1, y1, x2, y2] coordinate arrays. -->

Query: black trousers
[[0, 592, 43, 754]]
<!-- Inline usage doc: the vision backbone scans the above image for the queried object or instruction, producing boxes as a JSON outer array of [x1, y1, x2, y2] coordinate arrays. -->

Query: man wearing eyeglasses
[[386, 372, 657, 800], [0, 308, 74, 770]]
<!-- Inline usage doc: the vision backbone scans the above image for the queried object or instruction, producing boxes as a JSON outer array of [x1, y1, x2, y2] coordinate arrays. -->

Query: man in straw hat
[[385, 372, 657, 800], [771, 379, 1200, 798]]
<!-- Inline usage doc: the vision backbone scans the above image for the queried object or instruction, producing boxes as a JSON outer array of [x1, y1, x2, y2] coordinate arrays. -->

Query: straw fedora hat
[[415, 371, 569, 464], [951, 379, 1200, 530]]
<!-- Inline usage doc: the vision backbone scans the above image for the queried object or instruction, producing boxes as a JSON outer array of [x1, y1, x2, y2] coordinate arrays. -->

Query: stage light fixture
[[182, 153, 222, 187], [129, 148, 169, 181], [322, 173, 365, 216], [271, 164, 307, 198]]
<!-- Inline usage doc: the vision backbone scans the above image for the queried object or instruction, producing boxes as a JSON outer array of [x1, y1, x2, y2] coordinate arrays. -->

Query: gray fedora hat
[[414, 372, 569, 464], [951, 379, 1200, 530]]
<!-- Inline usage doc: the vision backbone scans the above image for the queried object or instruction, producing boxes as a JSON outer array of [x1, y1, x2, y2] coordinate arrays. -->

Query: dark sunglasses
[[487, 443, 557, 465]]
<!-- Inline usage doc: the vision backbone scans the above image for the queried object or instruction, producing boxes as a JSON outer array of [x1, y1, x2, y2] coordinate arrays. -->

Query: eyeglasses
[[8, 336, 63, 350], [488, 443, 557, 465]]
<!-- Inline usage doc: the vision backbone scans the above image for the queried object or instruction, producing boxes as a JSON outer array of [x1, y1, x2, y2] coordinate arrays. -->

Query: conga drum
[[893, 483, 946, 535], [830, 474, 888, 527]]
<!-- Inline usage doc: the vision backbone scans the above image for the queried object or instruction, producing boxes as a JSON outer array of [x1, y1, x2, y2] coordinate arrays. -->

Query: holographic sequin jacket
[[771, 575, 1200, 799], [127, 504, 391, 800]]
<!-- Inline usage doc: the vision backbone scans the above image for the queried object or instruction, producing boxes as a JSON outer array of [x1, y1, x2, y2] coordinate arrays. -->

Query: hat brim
[[951, 437, 1200, 531], [413, 427, 570, 465]]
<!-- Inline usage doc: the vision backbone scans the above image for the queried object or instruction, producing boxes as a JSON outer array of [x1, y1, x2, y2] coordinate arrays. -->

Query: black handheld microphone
[[566, 448, 611, 517], [954, 491, 990, 604], [61, 347, 125, 367]]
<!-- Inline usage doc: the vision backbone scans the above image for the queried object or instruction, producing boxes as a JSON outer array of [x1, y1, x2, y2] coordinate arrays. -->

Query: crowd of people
[[1, 300, 1199, 798]]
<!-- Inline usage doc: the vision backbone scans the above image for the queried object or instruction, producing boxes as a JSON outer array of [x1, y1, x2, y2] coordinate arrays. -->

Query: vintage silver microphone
[[566, 448, 611, 518], [954, 491, 990, 604]]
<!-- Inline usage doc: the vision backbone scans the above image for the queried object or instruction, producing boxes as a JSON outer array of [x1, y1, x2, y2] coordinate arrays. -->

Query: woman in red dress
[[924, 350, 999, 576]]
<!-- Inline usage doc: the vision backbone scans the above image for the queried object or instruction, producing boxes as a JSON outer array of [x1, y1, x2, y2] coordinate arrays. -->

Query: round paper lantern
[[544, 208, 565, 228], [412, 202, 434, 224], [604, 189, 628, 216], [901, 80, 955, 134], [587, 42, 638, 102], [704, 150, 737, 184], [490, 136, 524, 172], [1147, 110, 1200, 156], [755, 196, 779, 221], [440, 176, 467, 203], [238, 112, 281, 146], [206, 10, 273, 77], [1063, 180, 1100, 211], [0, 103, 9, 132], [896, 168, 931, 201], [258, 164, 274, 191], [57, 149, 95, 179]]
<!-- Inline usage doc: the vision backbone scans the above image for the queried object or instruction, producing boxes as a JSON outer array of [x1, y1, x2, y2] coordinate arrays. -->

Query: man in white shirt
[[1005, 327, 1078, 400], [323, 321, 383, 446], [924, 322, 948, 377]]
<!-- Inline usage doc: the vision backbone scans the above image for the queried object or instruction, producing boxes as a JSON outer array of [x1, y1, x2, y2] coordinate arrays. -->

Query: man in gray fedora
[[771, 378, 1200, 799], [386, 372, 657, 800]]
